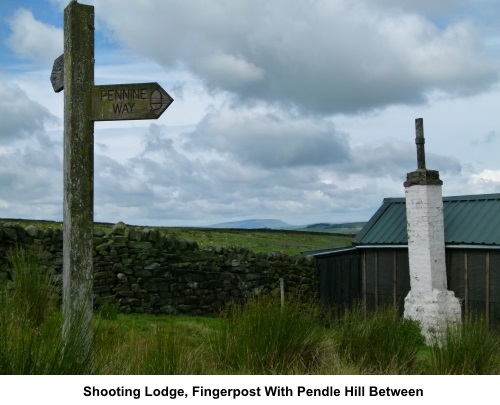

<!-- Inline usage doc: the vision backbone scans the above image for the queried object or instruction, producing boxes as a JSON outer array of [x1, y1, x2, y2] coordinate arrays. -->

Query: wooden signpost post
[[51, 1, 173, 369]]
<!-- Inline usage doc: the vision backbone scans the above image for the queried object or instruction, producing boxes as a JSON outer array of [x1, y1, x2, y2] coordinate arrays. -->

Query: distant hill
[[208, 219, 366, 234], [209, 219, 293, 229], [299, 222, 366, 234]]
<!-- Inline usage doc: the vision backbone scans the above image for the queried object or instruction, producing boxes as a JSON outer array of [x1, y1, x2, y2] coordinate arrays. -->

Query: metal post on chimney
[[415, 118, 426, 170]]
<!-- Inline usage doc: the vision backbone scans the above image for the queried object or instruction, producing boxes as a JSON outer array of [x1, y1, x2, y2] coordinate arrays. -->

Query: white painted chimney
[[404, 118, 461, 343]]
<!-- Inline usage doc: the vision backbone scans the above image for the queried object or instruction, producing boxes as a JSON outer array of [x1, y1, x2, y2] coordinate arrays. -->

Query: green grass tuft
[[208, 294, 328, 374], [424, 314, 500, 374], [7, 249, 56, 327], [96, 300, 119, 321], [332, 303, 425, 374]]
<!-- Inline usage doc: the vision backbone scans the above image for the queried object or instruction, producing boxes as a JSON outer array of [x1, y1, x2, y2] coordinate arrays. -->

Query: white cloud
[[370, 0, 465, 13], [0, 80, 56, 143], [196, 52, 265, 88], [470, 169, 500, 185], [187, 106, 351, 168], [0, 134, 63, 220], [5, 9, 63, 65], [94, 0, 498, 114], [2, 0, 500, 226], [395, 19, 494, 90]]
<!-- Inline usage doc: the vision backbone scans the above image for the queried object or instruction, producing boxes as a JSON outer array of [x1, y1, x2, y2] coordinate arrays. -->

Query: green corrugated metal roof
[[353, 193, 500, 246]]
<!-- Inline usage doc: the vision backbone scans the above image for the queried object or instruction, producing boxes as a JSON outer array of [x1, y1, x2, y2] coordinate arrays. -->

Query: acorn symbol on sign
[[150, 89, 162, 111]]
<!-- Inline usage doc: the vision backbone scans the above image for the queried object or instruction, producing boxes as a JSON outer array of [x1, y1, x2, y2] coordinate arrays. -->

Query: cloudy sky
[[1, 0, 499, 227]]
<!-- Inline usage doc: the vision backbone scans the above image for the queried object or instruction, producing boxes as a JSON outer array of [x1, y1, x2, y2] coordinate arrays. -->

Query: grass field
[[1, 219, 354, 256], [4, 295, 500, 375], [162, 227, 353, 255]]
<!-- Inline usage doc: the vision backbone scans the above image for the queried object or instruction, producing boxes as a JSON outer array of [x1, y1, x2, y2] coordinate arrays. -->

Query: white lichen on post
[[62, 1, 95, 371]]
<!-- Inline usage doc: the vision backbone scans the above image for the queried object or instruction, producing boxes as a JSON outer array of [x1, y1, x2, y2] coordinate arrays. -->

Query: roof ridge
[[382, 192, 500, 203], [354, 192, 500, 246]]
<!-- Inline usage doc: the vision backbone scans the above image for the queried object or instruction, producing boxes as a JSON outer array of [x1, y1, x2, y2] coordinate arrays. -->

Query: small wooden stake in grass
[[280, 278, 285, 309], [62, 1, 95, 371]]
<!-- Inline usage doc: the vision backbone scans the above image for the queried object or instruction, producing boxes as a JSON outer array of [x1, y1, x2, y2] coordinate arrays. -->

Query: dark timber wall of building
[[317, 247, 500, 327], [317, 249, 360, 311]]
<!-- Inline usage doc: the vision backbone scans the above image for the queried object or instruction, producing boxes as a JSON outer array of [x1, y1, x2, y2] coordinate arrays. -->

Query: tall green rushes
[[209, 295, 328, 374], [8, 249, 55, 327], [425, 314, 500, 374], [0, 248, 60, 373], [0, 249, 94, 374], [139, 325, 202, 374], [332, 303, 424, 374]]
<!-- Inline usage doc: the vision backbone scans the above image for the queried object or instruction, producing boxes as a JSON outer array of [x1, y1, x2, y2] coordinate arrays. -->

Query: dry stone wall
[[0, 221, 319, 315]]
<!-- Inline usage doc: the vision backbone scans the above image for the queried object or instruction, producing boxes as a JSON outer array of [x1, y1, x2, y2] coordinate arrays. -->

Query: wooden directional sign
[[50, 54, 64, 93], [92, 83, 173, 121], [50, 1, 175, 369]]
